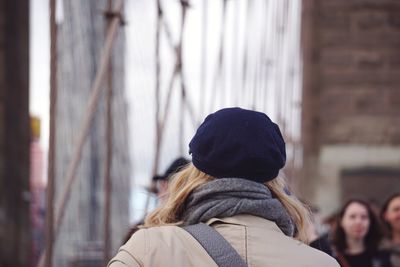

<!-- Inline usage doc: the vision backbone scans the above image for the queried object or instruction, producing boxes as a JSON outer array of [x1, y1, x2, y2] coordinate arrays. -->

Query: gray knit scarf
[[181, 178, 295, 236]]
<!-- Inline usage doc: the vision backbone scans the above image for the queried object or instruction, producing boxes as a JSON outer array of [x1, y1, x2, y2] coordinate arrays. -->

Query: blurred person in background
[[310, 212, 338, 257], [381, 193, 400, 267], [109, 107, 339, 267], [150, 157, 190, 204], [332, 199, 392, 267], [122, 157, 190, 244]]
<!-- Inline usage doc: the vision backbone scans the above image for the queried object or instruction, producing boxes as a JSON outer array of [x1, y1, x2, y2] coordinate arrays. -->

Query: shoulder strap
[[183, 223, 248, 267]]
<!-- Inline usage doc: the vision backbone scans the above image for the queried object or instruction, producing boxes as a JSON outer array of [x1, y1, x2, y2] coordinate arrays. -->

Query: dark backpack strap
[[183, 223, 248, 267]]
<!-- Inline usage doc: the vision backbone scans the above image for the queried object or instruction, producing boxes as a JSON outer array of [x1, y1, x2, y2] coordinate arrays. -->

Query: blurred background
[[0, 0, 399, 266]]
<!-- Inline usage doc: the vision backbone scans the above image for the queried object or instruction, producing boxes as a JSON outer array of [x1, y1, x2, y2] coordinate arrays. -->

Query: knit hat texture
[[189, 107, 286, 183]]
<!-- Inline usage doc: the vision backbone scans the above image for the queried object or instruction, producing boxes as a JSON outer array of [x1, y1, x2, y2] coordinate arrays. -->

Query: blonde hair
[[144, 164, 312, 243], [265, 176, 312, 243]]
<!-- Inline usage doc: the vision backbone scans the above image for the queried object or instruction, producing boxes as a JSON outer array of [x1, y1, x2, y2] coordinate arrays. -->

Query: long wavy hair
[[144, 163, 312, 243], [332, 199, 382, 253], [380, 193, 400, 239]]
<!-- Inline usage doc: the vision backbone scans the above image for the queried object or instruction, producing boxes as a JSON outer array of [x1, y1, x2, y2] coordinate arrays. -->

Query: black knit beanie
[[189, 107, 286, 183]]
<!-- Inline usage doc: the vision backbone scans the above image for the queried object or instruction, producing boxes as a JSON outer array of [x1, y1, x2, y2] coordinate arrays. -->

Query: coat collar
[[205, 214, 284, 234]]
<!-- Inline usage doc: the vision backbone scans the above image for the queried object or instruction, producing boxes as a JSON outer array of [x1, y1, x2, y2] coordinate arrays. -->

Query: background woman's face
[[341, 202, 370, 240], [385, 197, 400, 232]]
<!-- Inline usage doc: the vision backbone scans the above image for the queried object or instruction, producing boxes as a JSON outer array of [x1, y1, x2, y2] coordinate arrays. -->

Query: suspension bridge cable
[[38, 2, 124, 265]]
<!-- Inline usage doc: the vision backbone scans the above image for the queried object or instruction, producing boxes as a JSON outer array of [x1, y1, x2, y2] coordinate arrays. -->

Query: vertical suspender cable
[[260, 1, 270, 113], [219, 0, 228, 108], [263, 1, 276, 113], [280, 0, 289, 133], [152, 0, 162, 177], [241, 0, 252, 107], [208, 0, 227, 113], [103, 0, 114, 264], [232, 0, 240, 106], [43, 0, 57, 266], [38, 2, 124, 266], [178, 0, 189, 155], [199, 0, 208, 120], [146, 0, 163, 216]]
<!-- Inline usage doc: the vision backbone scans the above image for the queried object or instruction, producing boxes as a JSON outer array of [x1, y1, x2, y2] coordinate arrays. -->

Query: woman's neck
[[346, 237, 365, 254], [393, 231, 400, 245]]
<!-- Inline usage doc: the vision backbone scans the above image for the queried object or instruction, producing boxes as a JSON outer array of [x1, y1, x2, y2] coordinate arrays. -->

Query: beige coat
[[108, 214, 339, 267]]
